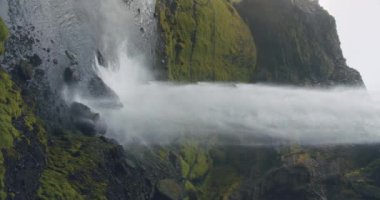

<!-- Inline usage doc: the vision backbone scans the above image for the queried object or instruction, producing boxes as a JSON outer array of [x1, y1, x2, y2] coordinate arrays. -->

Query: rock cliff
[[235, 0, 363, 86], [156, 0, 364, 86]]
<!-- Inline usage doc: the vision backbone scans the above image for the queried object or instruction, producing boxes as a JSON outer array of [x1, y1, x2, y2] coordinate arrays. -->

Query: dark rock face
[[69, 102, 106, 136], [15, 60, 33, 81], [87, 76, 123, 108], [4, 117, 46, 200], [28, 54, 42, 67], [235, 0, 364, 86], [259, 166, 313, 200], [63, 67, 81, 85], [88, 76, 117, 98]]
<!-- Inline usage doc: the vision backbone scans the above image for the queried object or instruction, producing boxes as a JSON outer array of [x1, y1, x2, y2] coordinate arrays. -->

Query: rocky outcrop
[[156, 0, 257, 82], [69, 102, 107, 136], [235, 0, 364, 86], [0, 67, 180, 200]]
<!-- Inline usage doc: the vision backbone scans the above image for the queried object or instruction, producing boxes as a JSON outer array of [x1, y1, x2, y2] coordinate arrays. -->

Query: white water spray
[[80, 43, 380, 146], [79, 0, 380, 146]]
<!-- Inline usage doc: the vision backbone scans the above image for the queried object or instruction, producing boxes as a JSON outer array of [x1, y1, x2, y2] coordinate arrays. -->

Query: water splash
[[78, 44, 380, 146], [75, 0, 380, 146]]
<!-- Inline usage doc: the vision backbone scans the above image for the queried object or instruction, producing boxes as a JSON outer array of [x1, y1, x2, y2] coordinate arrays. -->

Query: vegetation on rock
[[38, 134, 114, 200], [0, 69, 47, 199], [156, 0, 257, 82]]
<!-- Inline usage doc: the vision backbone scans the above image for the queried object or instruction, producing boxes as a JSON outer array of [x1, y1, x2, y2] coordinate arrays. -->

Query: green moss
[[0, 70, 22, 199], [199, 166, 241, 200], [0, 80, 110, 200], [157, 179, 183, 200], [38, 134, 114, 200], [156, 0, 256, 82], [0, 68, 49, 199], [189, 149, 209, 180], [38, 170, 84, 200], [158, 147, 170, 160], [179, 156, 191, 178], [0, 17, 8, 55], [0, 72, 23, 143], [179, 143, 210, 180]]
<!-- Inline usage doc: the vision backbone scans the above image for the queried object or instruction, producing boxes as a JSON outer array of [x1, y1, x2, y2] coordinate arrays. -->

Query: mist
[[75, 0, 380, 146], [74, 43, 380, 146]]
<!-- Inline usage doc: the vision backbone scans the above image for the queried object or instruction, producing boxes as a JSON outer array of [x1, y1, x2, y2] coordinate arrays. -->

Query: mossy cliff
[[0, 68, 47, 200], [235, 0, 363, 86], [156, 0, 363, 86], [0, 67, 172, 199], [156, 0, 257, 82]]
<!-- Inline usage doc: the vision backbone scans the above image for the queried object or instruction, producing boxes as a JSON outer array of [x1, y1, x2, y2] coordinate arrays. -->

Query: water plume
[[77, 43, 380, 146], [75, 0, 380, 146]]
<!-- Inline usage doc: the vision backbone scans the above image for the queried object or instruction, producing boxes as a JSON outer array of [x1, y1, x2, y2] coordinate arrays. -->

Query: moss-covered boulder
[[156, 0, 257, 82]]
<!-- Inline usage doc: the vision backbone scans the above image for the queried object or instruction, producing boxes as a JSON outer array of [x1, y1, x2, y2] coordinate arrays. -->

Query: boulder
[[87, 76, 122, 108], [63, 67, 81, 85], [15, 60, 33, 81], [28, 54, 42, 67], [69, 102, 107, 136]]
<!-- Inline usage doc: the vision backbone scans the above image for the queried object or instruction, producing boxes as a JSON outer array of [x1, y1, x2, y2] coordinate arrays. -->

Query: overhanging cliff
[[235, 0, 364, 86]]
